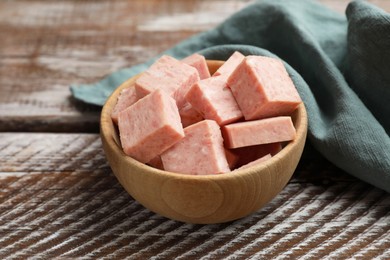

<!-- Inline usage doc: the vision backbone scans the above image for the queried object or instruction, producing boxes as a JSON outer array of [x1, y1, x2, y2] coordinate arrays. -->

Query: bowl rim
[[100, 60, 308, 181]]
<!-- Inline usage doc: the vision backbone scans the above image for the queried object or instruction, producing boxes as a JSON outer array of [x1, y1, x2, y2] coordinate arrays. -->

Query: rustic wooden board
[[0, 0, 251, 132], [0, 133, 388, 258], [1, 0, 389, 258], [1, 0, 389, 132]]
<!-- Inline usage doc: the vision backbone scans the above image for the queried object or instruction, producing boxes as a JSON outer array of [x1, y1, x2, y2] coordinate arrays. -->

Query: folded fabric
[[70, 0, 390, 193]]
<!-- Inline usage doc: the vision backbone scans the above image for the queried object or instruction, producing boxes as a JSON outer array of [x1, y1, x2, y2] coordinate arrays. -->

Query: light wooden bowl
[[100, 60, 307, 224]]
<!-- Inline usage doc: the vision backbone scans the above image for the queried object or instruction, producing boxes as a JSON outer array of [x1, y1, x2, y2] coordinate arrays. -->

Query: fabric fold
[[70, 0, 390, 192], [345, 0, 390, 133]]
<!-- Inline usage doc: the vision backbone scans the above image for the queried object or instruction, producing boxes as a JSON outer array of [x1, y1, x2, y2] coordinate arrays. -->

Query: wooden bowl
[[100, 60, 308, 224]]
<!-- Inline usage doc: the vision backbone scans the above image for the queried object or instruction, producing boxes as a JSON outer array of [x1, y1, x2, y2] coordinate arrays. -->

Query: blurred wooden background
[[0, 0, 389, 259]]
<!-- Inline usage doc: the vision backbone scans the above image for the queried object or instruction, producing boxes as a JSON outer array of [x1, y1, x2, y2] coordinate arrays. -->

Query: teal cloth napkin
[[71, 0, 390, 193]]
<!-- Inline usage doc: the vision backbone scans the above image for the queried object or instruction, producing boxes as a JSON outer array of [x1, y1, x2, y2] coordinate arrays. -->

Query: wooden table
[[1, 0, 389, 258]]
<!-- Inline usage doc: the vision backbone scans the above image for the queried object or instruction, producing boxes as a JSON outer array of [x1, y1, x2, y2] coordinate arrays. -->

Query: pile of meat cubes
[[111, 52, 302, 175]]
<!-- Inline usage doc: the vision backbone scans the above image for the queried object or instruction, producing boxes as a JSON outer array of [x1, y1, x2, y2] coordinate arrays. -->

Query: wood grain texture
[[1, 0, 389, 132], [0, 133, 389, 258], [1, 0, 390, 258], [0, 0, 251, 132]]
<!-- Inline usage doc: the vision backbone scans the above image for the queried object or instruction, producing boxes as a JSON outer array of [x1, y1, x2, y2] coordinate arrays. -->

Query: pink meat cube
[[234, 142, 282, 168], [147, 156, 164, 170], [161, 120, 230, 175], [179, 102, 203, 128], [237, 154, 272, 170], [118, 89, 184, 163], [182, 53, 211, 80], [213, 51, 245, 78], [135, 55, 200, 108], [227, 55, 302, 120], [222, 116, 296, 149], [185, 76, 243, 125], [111, 86, 139, 124], [225, 148, 239, 170]]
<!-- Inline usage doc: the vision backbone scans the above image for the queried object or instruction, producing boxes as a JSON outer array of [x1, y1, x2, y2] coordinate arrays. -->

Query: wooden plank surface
[[1, 0, 390, 259], [1, 0, 389, 132], [0, 133, 389, 259], [0, 0, 251, 132]]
